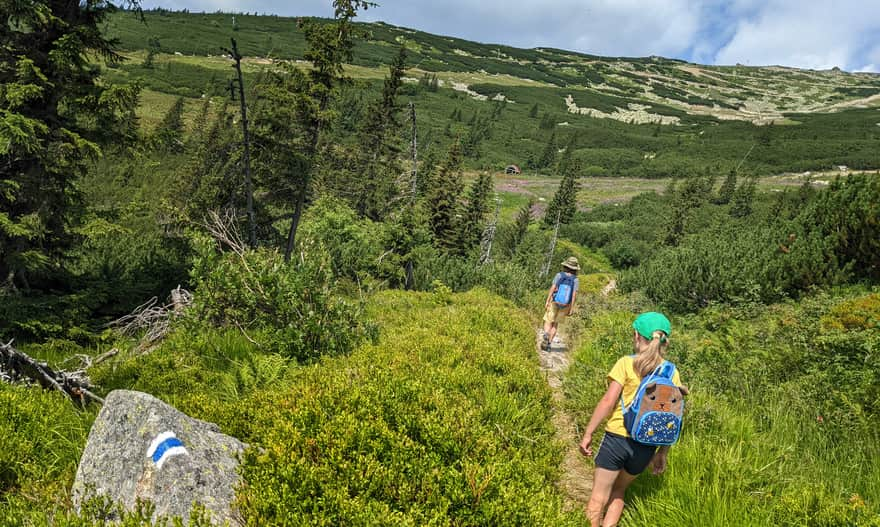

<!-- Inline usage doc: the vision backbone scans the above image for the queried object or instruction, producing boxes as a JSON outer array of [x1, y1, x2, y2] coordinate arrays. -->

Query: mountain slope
[[106, 9, 880, 125]]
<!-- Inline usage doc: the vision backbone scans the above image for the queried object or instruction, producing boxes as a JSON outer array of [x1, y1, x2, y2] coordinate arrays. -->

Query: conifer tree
[[248, 0, 372, 261], [1, 0, 139, 290], [730, 175, 758, 218], [537, 130, 557, 170], [426, 141, 464, 251], [184, 101, 240, 215], [663, 174, 714, 245], [544, 163, 579, 227], [458, 173, 493, 252], [189, 97, 213, 146], [153, 97, 187, 152], [462, 113, 491, 158], [353, 45, 407, 220], [528, 103, 539, 118], [556, 133, 578, 176], [715, 168, 737, 204], [144, 36, 162, 68], [504, 198, 534, 256]]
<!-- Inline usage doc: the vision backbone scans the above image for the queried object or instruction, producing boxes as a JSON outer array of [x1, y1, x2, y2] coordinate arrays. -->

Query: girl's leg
[[601, 470, 638, 527], [548, 322, 558, 342], [586, 467, 620, 527]]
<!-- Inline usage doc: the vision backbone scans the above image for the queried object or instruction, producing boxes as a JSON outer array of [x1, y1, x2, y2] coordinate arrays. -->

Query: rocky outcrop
[[72, 390, 246, 525]]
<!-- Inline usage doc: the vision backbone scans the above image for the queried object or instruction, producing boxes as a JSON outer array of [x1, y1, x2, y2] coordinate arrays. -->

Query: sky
[[139, 0, 880, 72]]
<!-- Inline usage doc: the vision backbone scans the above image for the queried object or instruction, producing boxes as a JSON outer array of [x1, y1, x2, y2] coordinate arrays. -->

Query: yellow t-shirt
[[605, 355, 682, 437]]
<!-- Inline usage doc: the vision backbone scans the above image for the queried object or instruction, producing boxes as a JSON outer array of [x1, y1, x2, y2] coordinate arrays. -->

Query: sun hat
[[632, 312, 671, 342], [561, 256, 580, 271]]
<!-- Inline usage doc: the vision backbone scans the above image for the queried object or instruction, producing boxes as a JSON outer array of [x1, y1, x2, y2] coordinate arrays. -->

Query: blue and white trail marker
[[146, 431, 189, 470]]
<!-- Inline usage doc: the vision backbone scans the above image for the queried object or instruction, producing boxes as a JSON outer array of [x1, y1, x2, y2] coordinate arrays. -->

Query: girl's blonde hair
[[633, 330, 669, 377]]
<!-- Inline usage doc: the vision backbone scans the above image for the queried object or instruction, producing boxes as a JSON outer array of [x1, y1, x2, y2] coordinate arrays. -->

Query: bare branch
[[108, 286, 193, 352], [1, 340, 104, 406]]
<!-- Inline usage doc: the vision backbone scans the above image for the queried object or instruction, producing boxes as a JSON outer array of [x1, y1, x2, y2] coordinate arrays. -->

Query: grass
[[1, 288, 588, 525], [563, 290, 880, 526]]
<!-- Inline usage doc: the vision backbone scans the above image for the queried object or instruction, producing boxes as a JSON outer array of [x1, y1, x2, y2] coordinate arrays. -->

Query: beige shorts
[[543, 303, 570, 324]]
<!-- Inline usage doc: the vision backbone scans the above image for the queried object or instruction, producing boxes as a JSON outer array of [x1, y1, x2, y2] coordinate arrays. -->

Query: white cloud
[[712, 0, 880, 70]]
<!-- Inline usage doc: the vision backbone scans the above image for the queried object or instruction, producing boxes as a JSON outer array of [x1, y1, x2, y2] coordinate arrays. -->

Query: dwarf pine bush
[[188, 234, 377, 362]]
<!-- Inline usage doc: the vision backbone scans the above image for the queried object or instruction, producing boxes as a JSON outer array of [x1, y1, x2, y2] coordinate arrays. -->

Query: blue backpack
[[621, 360, 685, 446], [552, 273, 576, 307]]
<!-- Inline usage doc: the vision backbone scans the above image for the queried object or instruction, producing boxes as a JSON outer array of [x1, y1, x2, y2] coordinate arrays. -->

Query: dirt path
[[537, 278, 617, 511]]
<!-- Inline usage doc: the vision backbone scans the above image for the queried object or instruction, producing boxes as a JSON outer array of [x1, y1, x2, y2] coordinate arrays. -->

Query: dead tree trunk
[[479, 197, 502, 266], [541, 210, 562, 278], [409, 101, 418, 201], [1, 340, 104, 406], [223, 38, 256, 248]]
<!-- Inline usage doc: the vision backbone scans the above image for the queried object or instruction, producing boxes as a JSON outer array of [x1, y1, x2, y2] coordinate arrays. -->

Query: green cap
[[632, 312, 671, 341]]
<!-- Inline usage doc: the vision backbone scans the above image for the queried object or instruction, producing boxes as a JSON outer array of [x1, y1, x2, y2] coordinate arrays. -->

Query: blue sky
[[139, 0, 880, 72]]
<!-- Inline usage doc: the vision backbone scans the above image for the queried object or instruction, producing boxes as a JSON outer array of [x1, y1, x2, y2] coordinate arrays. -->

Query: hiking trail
[[537, 278, 617, 511]]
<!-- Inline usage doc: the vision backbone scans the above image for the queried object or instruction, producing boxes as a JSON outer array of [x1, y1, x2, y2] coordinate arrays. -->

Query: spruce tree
[[537, 130, 557, 170], [458, 172, 493, 252], [556, 133, 578, 176], [716, 168, 737, 204], [730, 175, 758, 218], [153, 97, 187, 152], [663, 174, 714, 245], [353, 45, 407, 220], [144, 36, 162, 68], [1, 0, 139, 290], [189, 97, 212, 146], [426, 141, 464, 251], [248, 0, 372, 261], [504, 198, 534, 256], [544, 164, 579, 227], [528, 103, 539, 118]]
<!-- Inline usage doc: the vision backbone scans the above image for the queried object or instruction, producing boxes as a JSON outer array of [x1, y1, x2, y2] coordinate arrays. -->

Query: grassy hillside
[[101, 9, 880, 181], [0, 288, 585, 525]]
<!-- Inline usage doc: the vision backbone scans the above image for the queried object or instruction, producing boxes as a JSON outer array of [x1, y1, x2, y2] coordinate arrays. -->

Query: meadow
[[2, 5, 879, 526]]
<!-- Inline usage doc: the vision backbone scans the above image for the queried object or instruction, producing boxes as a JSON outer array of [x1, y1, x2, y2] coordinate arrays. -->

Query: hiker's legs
[[547, 322, 558, 341], [601, 470, 638, 527], [586, 467, 619, 527], [542, 305, 559, 343]]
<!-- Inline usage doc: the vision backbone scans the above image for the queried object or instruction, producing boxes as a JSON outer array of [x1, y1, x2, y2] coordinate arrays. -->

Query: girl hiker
[[578, 312, 689, 527], [541, 256, 580, 351]]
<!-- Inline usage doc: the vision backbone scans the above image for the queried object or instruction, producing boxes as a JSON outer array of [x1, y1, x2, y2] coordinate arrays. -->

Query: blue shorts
[[594, 431, 657, 475]]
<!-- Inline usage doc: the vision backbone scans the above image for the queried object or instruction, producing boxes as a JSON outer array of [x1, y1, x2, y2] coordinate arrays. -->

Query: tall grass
[[565, 290, 880, 526]]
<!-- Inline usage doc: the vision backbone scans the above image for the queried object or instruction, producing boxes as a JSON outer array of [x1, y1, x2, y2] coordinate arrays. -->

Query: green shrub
[[0, 385, 95, 525], [188, 234, 377, 362], [602, 236, 649, 269], [231, 289, 581, 525], [298, 197, 385, 284]]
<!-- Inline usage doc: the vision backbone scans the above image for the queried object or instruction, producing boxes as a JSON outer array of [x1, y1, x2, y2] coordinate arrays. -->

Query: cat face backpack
[[621, 360, 688, 446]]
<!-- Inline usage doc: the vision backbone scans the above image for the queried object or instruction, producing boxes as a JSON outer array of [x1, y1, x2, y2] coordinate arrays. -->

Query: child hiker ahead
[[578, 312, 689, 527], [541, 256, 580, 351]]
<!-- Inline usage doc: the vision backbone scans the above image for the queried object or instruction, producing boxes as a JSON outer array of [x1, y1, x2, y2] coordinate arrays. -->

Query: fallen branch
[[0, 340, 104, 406], [109, 286, 193, 352]]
